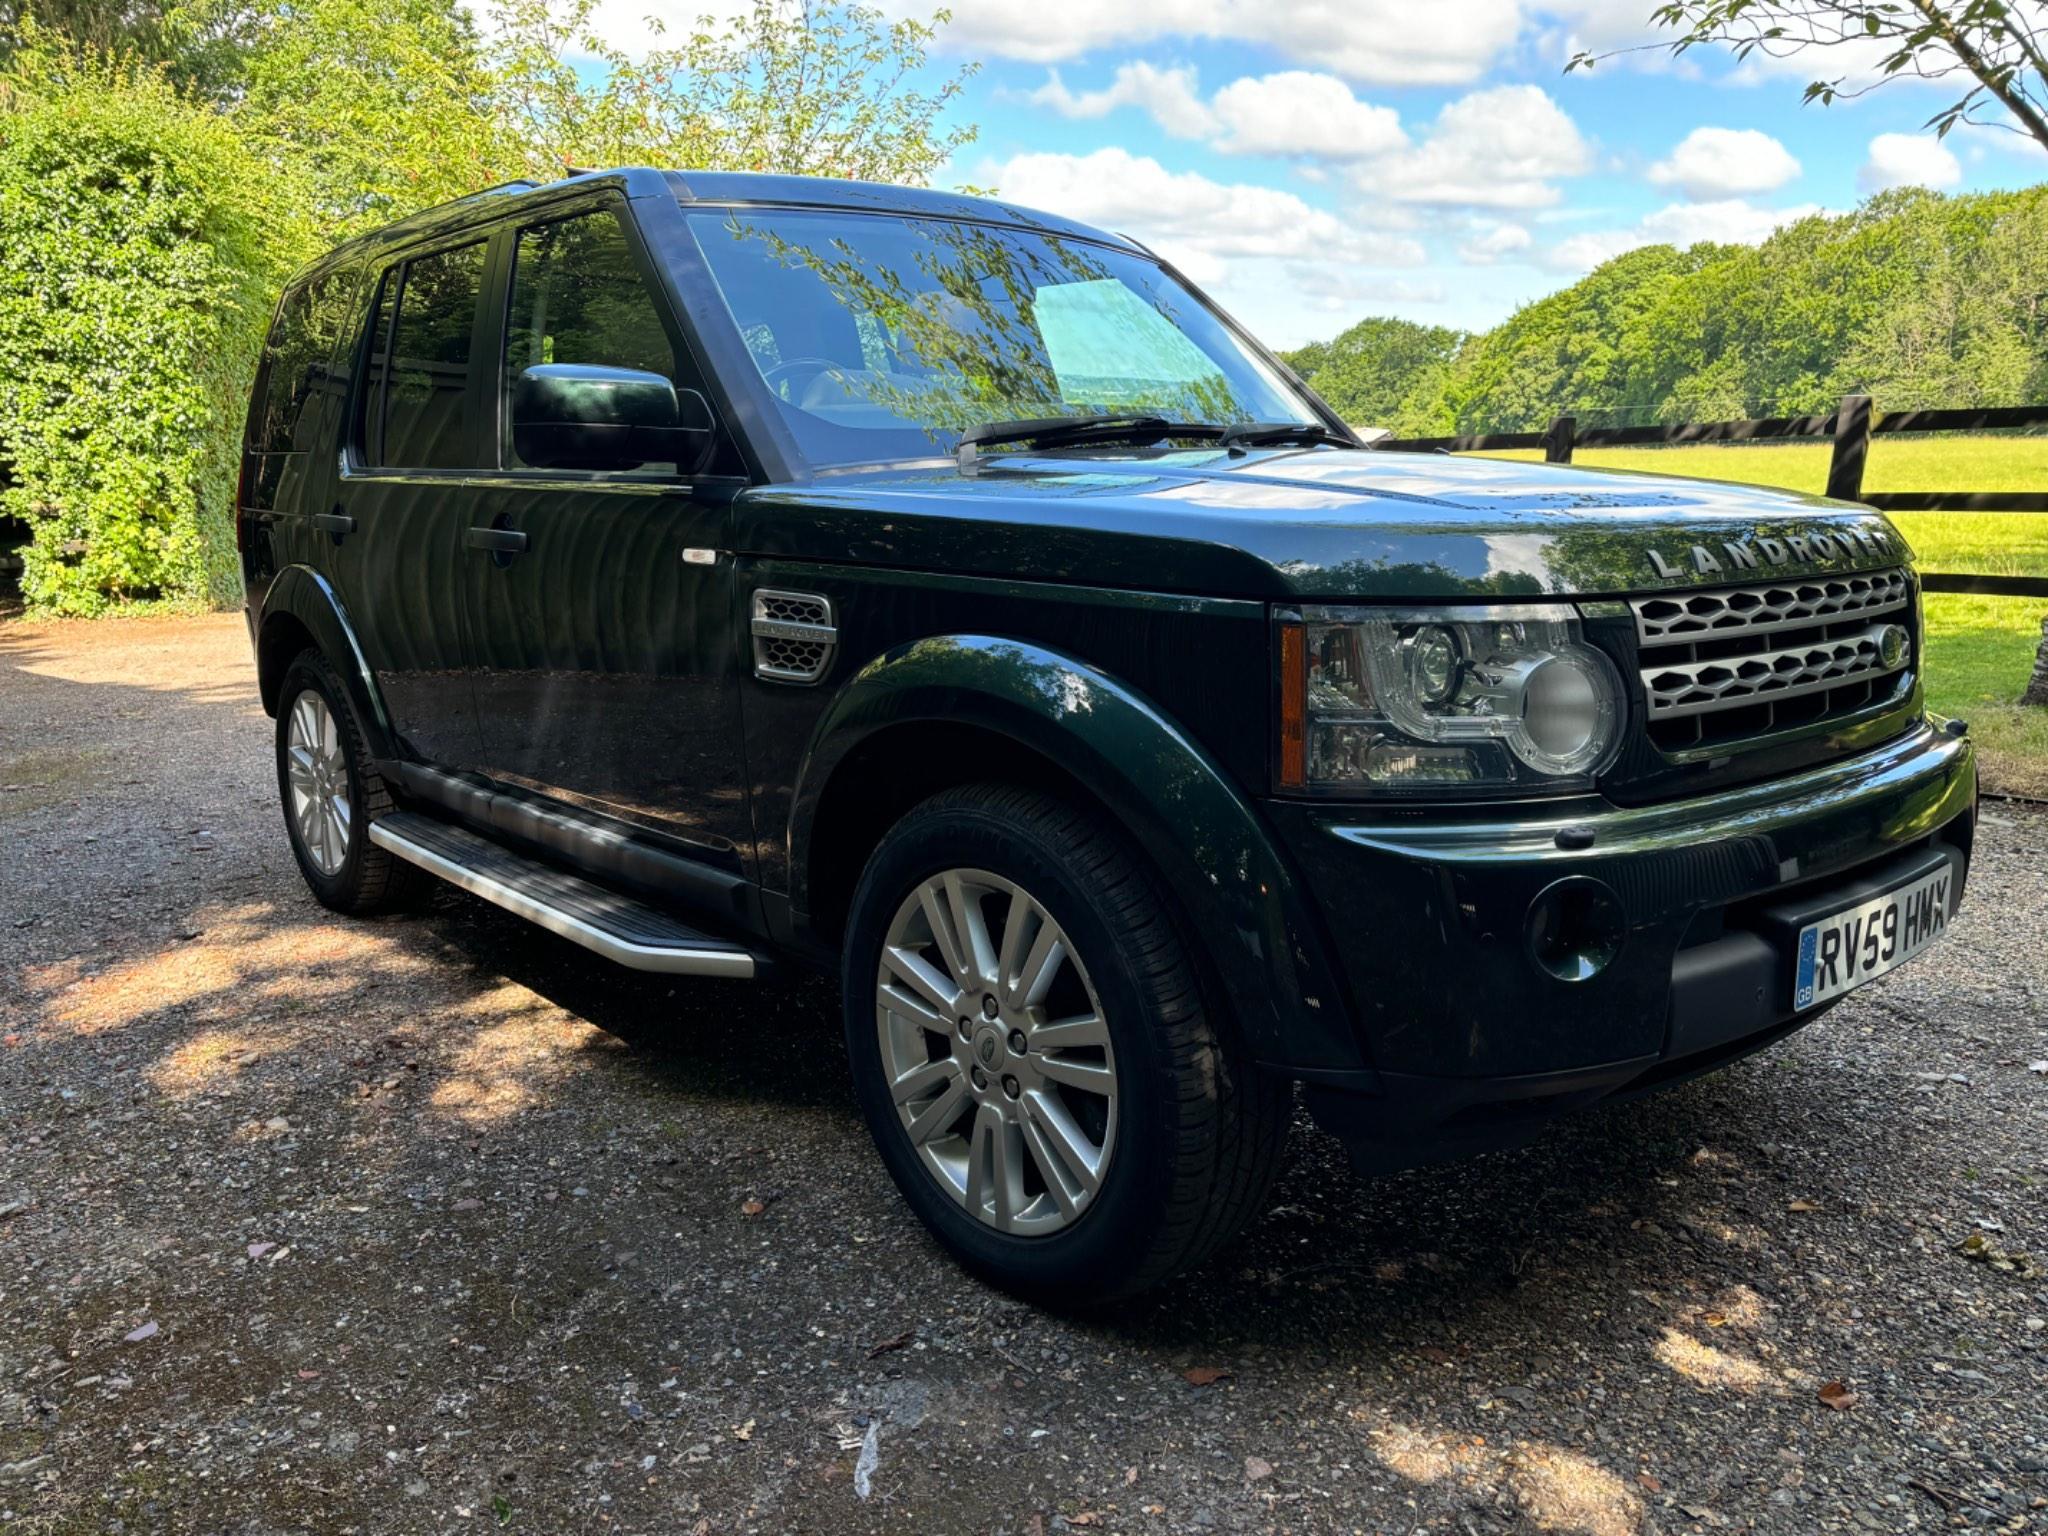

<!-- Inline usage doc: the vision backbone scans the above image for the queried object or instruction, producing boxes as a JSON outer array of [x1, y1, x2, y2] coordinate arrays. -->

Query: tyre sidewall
[[275, 656, 372, 908], [843, 797, 1189, 1303]]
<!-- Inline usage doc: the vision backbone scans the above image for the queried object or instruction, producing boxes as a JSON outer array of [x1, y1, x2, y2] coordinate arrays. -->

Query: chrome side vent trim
[[751, 589, 836, 684]]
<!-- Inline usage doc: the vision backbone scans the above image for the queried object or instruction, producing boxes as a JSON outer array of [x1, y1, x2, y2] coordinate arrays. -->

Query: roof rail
[[365, 178, 542, 242]]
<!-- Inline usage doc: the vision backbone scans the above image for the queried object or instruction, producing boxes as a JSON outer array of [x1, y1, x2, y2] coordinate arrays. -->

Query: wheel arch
[[789, 635, 1364, 1075], [254, 565, 395, 761]]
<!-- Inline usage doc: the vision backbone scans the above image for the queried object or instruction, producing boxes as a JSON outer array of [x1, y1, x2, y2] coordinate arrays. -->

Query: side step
[[368, 812, 760, 978]]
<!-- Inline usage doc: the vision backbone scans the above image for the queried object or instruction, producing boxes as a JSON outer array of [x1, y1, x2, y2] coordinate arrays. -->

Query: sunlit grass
[[1485, 436, 2048, 795]]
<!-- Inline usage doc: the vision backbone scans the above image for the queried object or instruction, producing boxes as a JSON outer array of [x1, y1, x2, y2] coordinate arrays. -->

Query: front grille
[[1629, 569, 1913, 753]]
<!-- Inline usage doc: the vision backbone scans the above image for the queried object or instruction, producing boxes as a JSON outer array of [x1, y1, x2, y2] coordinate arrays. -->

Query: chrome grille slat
[[1628, 566, 1915, 750], [1632, 569, 1910, 645], [1641, 622, 1905, 719]]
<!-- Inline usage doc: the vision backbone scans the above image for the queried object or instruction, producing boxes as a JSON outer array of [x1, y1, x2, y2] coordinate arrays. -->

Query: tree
[[0, 41, 312, 613], [223, 0, 512, 239], [489, 0, 979, 185], [1568, 1, 2048, 153], [1282, 317, 1466, 433]]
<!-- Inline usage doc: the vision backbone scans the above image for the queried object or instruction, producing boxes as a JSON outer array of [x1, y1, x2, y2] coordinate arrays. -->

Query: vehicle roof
[[294, 167, 1142, 284]]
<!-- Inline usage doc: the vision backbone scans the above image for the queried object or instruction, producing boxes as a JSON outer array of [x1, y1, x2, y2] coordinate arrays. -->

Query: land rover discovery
[[239, 169, 1976, 1302]]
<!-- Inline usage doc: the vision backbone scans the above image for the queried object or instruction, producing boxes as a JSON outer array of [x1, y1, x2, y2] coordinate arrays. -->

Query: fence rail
[[1377, 393, 2048, 600]]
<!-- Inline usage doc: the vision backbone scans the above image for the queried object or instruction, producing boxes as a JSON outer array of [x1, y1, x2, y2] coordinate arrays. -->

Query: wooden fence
[[1378, 394, 2048, 601]]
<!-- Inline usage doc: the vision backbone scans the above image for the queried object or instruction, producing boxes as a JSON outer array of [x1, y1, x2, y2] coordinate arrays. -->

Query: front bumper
[[1262, 722, 1976, 1171]]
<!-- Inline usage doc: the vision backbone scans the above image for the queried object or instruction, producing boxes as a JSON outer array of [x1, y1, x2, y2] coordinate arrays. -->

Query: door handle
[[465, 526, 528, 555], [311, 510, 355, 536]]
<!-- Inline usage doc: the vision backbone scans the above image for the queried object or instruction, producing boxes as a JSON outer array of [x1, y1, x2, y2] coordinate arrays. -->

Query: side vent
[[751, 589, 837, 684]]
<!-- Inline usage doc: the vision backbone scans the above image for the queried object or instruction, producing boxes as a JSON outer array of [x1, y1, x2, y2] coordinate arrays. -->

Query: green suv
[[239, 168, 1976, 1303]]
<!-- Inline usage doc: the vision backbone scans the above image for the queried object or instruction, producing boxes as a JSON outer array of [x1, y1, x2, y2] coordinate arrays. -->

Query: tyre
[[274, 648, 414, 914], [842, 783, 1290, 1305]]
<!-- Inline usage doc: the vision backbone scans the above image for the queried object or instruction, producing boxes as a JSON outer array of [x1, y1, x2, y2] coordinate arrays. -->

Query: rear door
[[330, 238, 493, 768], [458, 200, 752, 861]]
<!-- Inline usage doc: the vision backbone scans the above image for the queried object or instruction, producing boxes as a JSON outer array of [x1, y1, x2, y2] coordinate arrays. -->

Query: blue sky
[[586, 1, 2048, 349]]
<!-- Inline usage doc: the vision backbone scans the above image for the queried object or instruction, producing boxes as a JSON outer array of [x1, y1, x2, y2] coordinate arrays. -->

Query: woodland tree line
[[1283, 186, 2048, 435]]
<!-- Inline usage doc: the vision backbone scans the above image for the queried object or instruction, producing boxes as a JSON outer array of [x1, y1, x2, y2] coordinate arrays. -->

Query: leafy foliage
[[490, 0, 978, 184], [1287, 186, 2048, 433], [1567, 0, 2048, 155], [0, 46, 312, 613], [1285, 317, 1466, 434], [0, 0, 979, 614]]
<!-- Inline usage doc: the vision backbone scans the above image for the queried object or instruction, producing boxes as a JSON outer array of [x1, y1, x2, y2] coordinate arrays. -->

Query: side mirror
[[511, 363, 714, 471]]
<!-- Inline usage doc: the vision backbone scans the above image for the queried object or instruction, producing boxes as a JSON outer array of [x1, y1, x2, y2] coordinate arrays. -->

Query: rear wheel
[[842, 784, 1289, 1305], [275, 649, 413, 914]]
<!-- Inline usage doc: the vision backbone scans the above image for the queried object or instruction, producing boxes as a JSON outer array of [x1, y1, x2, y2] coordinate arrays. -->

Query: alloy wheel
[[874, 869, 1118, 1236], [285, 690, 352, 877]]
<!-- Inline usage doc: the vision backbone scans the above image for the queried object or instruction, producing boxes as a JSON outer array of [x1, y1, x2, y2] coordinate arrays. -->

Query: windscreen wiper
[[957, 414, 1180, 466], [1216, 420, 1359, 454]]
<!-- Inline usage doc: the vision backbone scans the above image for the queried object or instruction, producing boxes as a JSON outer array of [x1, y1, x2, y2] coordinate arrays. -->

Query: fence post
[[1544, 415, 1576, 465], [2025, 618, 2048, 708], [1826, 394, 1872, 501]]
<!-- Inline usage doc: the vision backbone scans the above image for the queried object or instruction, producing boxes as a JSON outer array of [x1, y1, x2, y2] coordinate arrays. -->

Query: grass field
[[1485, 436, 2048, 796]]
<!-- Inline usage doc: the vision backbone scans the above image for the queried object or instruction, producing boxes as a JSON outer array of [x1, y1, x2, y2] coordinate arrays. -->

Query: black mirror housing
[[511, 363, 712, 471]]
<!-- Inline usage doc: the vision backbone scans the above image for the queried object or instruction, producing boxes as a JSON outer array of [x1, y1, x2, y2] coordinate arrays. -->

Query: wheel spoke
[[965, 1103, 1020, 1231], [882, 944, 963, 1022], [1028, 1012, 1107, 1052], [995, 893, 1038, 998], [916, 882, 971, 991], [903, 1071, 970, 1145], [1022, 1088, 1103, 1199], [1017, 1103, 1083, 1222], [943, 872, 998, 988], [1012, 918, 1066, 1011], [1035, 1054, 1115, 1095], [878, 977, 953, 1036], [889, 1057, 961, 1107]]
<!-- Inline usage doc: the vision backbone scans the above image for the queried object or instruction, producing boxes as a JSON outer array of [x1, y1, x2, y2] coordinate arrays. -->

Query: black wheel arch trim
[[786, 633, 1370, 1077], [253, 564, 395, 760]]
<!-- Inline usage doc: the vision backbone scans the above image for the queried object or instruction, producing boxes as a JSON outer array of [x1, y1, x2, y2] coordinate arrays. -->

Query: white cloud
[[1858, 132, 1963, 192], [990, 148, 1424, 281], [1207, 72, 1407, 159], [1026, 65, 1406, 162], [1648, 127, 1801, 198], [1351, 86, 1591, 208], [887, 0, 1529, 85], [1024, 63, 1214, 139], [1459, 222, 1534, 264], [1544, 199, 1820, 272]]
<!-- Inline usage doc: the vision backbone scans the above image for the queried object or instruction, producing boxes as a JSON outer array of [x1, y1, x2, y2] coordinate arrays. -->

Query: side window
[[255, 268, 357, 456], [503, 209, 725, 475], [362, 241, 487, 470]]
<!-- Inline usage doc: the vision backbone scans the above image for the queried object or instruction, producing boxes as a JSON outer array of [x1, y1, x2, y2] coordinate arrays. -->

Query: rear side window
[[253, 269, 357, 456], [503, 209, 731, 475], [360, 241, 487, 469]]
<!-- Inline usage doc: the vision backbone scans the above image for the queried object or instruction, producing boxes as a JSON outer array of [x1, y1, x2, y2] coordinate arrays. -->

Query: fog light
[[1526, 876, 1625, 983]]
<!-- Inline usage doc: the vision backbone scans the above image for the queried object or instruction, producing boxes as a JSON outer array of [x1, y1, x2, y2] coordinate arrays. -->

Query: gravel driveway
[[3, 612, 2046, 1536]]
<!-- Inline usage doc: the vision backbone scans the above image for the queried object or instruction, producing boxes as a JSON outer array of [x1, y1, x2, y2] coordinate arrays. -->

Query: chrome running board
[[368, 812, 759, 978]]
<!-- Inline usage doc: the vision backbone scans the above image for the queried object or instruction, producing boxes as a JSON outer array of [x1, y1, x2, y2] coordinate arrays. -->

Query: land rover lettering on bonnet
[[238, 168, 1976, 1303]]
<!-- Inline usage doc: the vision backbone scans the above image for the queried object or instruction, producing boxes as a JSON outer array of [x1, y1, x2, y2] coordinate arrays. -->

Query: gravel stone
[[4, 612, 2046, 1534]]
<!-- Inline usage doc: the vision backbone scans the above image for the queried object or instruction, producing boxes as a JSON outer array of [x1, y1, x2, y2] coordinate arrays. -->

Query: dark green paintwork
[[736, 448, 1902, 601], [240, 168, 1979, 1128]]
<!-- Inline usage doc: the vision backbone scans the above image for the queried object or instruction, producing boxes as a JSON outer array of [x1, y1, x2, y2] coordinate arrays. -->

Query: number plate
[[1793, 865, 1952, 1010]]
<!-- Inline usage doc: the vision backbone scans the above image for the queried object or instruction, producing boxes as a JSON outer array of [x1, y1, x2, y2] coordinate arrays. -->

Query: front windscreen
[[682, 206, 1317, 467]]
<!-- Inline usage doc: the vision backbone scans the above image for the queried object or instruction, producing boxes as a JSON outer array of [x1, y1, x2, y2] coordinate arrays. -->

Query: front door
[[457, 202, 752, 863]]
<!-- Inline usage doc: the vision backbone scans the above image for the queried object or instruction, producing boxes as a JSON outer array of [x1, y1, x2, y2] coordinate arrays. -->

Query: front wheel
[[842, 784, 1289, 1305]]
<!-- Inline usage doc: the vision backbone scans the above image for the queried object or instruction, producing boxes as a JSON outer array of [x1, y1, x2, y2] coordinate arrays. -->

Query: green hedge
[[0, 59, 310, 614]]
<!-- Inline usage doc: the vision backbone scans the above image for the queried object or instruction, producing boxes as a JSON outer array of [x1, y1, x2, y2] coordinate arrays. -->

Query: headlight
[[1277, 604, 1625, 796]]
